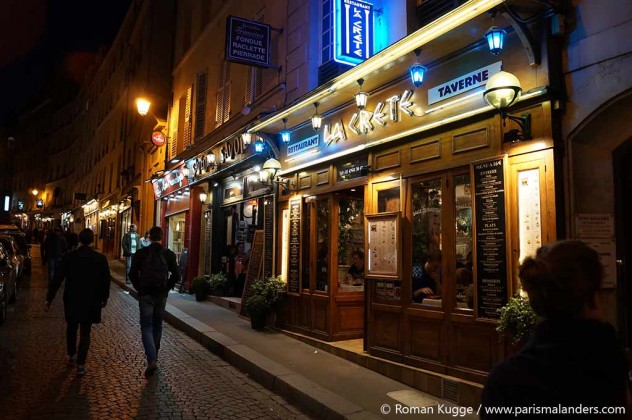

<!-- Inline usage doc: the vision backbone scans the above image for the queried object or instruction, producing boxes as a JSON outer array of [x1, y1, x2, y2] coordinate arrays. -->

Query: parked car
[[0, 236, 23, 280], [0, 242, 18, 325], [3, 232, 31, 275], [0, 224, 21, 233]]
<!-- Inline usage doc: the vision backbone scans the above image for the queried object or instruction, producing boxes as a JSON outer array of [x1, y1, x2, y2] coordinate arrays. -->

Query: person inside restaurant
[[412, 250, 442, 303], [344, 250, 365, 287]]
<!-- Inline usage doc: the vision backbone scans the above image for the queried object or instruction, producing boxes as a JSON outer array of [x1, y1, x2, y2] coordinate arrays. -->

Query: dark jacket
[[47, 246, 110, 324], [129, 242, 179, 296], [43, 231, 67, 260], [481, 318, 629, 419]]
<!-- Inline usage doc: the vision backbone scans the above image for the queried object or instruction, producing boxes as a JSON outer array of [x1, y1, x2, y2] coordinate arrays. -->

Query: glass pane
[[377, 188, 400, 213], [302, 201, 311, 290], [454, 174, 474, 310], [411, 179, 442, 305], [316, 200, 330, 292], [337, 193, 364, 292]]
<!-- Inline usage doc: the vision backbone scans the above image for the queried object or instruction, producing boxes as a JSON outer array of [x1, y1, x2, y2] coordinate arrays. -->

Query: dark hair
[[519, 240, 602, 319], [78, 228, 94, 245], [352, 250, 364, 260], [149, 226, 163, 241], [425, 249, 442, 263]]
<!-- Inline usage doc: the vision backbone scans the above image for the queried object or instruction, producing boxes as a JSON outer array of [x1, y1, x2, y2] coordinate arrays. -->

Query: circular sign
[[151, 131, 166, 147]]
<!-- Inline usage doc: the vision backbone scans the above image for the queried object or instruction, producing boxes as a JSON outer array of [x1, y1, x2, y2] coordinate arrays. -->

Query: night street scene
[[0, 0, 631, 419]]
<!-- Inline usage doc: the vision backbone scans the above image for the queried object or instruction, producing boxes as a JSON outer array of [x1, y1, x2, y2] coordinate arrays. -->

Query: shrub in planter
[[192, 276, 209, 302], [497, 295, 538, 346], [244, 276, 287, 330], [208, 272, 228, 296]]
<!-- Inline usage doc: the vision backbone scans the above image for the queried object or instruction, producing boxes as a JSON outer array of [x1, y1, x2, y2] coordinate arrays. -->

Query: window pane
[[454, 174, 473, 310], [316, 200, 330, 292], [302, 202, 311, 290], [337, 194, 364, 292], [411, 179, 442, 305]]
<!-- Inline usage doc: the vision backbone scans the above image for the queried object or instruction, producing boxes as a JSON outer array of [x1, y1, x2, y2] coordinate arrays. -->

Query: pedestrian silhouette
[[129, 226, 179, 377], [45, 228, 110, 376], [481, 240, 631, 418]]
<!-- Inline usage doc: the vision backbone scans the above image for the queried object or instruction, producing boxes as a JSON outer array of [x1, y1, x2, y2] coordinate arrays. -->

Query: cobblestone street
[[0, 247, 309, 420]]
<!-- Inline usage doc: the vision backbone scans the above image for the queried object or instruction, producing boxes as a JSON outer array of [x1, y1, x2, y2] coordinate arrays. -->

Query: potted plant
[[192, 276, 209, 302], [244, 276, 286, 330], [208, 272, 228, 296], [496, 295, 538, 348]]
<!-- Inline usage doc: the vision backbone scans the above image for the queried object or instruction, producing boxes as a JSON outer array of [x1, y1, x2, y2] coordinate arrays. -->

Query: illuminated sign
[[17, 201, 24, 210], [324, 121, 347, 145], [36, 199, 44, 209], [428, 62, 502, 105], [225, 16, 271, 68], [347, 89, 415, 135], [152, 170, 189, 199], [334, 0, 374, 66], [287, 135, 319, 157], [151, 131, 166, 147]]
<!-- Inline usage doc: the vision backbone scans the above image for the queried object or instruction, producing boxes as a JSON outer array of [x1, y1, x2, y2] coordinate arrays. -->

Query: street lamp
[[32, 189, 38, 196], [483, 71, 531, 142], [136, 98, 151, 116]]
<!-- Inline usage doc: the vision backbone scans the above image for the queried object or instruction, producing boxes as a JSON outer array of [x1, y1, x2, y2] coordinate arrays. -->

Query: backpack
[[139, 246, 169, 294]]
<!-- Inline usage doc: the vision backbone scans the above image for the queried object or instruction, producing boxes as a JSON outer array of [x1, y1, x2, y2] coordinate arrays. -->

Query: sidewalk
[[109, 260, 478, 419]]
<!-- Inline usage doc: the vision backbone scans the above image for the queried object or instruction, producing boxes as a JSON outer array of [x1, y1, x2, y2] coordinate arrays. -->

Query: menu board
[[240, 230, 264, 316], [263, 196, 274, 279], [287, 199, 301, 294], [473, 158, 508, 319], [518, 169, 541, 263], [366, 212, 400, 278]]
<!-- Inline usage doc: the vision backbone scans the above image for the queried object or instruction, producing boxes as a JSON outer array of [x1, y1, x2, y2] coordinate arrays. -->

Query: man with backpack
[[129, 226, 179, 377]]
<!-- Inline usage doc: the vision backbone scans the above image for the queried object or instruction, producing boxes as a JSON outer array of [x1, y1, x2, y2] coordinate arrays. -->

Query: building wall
[[563, 0, 632, 328]]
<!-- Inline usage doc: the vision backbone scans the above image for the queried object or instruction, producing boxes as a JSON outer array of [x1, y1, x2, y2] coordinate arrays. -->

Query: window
[[337, 191, 365, 292], [320, 0, 333, 65], [215, 61, 231, 126], [316, 199, 330, 292], [195, 72, 208, 140], [411, 178, 443, 305], [183, 86, 193, 149], [454, 173, 473, 310], [169, 98, 179, 160]]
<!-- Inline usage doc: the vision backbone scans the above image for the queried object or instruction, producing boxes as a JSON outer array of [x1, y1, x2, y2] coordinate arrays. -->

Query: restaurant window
[[411, 178, 443, 305], [302, 200, 312, 290], [337, 190, 365, 292], [377, 188, 400, 213], [316, 198, 330, 292], [454, 173, 473, 310]]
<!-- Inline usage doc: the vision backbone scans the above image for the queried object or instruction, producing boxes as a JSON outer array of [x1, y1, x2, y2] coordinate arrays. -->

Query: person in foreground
[[45, 228, 110, 376], [481, 240, 631, 418], [129, 226, 179, 377]]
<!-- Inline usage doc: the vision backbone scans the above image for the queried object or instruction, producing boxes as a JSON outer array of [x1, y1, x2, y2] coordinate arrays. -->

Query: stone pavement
[[0, 247, 309, 420], [109, 260, 479, 420]]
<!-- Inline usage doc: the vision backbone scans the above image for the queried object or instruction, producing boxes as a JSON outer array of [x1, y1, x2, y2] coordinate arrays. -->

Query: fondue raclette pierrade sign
[[225, 16, 271, 68], [334, 0, 374, 66], [428, 62, 502, 105]]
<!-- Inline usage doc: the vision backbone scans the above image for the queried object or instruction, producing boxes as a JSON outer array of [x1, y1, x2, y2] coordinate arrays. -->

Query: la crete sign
[[334, 0, 374, 66], [152, 170, 189, 199], [282, 62, 508, 163]]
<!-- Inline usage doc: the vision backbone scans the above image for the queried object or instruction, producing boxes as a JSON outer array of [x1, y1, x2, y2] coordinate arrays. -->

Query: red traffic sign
[[151, 131, 166, 147]]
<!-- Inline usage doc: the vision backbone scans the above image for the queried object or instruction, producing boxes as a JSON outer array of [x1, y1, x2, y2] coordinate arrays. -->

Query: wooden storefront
[[273, 27, 560, 383]]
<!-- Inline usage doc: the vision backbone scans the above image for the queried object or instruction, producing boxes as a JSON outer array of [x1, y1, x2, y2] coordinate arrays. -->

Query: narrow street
[[0, 247, 309, 420]]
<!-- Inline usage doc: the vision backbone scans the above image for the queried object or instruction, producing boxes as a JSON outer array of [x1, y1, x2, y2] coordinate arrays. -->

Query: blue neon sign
[[334, 0, 374, 66]]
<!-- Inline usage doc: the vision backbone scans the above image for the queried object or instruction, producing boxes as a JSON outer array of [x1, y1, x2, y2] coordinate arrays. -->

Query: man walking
[[129, 226, 179, 377], [43, 226, 67, 286], [45, 228, 110, 375], [122, 224, 140, 284]]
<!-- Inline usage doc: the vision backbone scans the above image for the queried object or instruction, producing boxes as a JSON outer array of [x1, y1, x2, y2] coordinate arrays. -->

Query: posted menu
[[367, 215, 399, 277], [263, 196, 274, 279], [473, 158, 508, 319], [287, 199, 301, 294]]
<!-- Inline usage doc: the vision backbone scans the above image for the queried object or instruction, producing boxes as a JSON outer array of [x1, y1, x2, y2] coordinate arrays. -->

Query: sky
[[0, 0, 131, 124]]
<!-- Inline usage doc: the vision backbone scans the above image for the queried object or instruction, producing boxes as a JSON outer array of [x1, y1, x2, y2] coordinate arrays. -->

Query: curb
[[109, 269, 381, 420]]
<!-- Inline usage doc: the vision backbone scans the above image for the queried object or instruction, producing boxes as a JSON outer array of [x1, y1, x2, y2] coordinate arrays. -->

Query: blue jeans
[[139, 294, 167, 362], [125, 256, 132, 282], [47, 257, 61, 287]]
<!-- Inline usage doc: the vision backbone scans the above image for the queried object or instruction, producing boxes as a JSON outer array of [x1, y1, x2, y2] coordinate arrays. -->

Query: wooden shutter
[[183, 86, 193, 149], [215, 61, 232, 126], [194, 72, 208, 140], [169, 99, 179, 160]]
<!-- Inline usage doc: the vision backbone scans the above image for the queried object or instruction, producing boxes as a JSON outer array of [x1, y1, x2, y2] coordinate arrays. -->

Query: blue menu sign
[[225, 16, 271, 68], [334, 0, 374, 66]]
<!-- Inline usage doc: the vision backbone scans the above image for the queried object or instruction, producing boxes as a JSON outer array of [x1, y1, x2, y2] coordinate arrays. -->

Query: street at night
[[0, 248, 308, 420]]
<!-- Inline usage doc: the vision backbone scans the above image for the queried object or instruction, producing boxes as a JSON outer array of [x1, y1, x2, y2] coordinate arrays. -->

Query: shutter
[[170, 99, 179, 160], [215, 61, 232, 126], [183, 86, 193, 149], [245, 67, 254, 105], [223, 81, 231, 123], [215, 89, 224, 127], [194, 72, 208, 140]]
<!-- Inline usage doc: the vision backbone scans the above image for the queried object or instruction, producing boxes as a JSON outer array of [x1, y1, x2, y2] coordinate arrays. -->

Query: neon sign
[[334, 0, 374, 66]]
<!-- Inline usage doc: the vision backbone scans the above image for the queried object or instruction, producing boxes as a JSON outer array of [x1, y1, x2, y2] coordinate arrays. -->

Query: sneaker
[[67, 355, 77, 366], [77, 365, 87, 375], [144, 361, 157, 377]]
